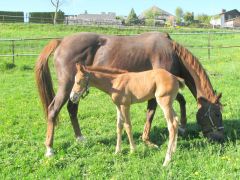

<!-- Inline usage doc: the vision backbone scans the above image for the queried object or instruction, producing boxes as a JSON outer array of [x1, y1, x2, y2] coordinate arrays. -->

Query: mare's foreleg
[[67, 100, 85, 142], [142, 98, 158, 147], [176, 93, 187, 135], [120, 105, 136, 153], [45, 85, 70, 157]]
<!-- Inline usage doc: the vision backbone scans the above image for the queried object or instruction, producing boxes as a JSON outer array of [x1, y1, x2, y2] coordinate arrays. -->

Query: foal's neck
[[88, 71, 116, 95]]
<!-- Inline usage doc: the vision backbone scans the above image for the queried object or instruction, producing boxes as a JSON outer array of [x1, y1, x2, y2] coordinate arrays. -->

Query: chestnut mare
[[70, 64, 185, 166], [35, 32, 224, 157]]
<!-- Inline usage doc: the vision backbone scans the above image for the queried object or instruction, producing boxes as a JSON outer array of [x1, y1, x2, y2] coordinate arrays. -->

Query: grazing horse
[[35, 32, 224, 157], [70, 64, 185, 166]]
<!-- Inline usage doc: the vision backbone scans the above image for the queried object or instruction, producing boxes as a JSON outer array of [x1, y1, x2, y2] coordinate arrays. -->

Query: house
[[210, 9, 240, 28], [65, 11, 122, 25], [139, 6, 175, 26]]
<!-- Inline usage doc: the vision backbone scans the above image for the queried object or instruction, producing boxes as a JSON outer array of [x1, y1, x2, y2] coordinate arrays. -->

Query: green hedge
[[29, 10, 65, 24], [0, 11, 24, 22]]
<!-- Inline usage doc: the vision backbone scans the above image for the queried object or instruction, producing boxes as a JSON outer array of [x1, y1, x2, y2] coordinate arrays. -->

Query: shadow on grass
[[96, 119, 240, 149], [57, 119, 240, 155], [0, 62, 16, 71]]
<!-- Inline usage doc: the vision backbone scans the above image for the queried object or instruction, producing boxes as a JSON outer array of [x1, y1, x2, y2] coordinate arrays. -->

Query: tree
[[126, 8, 139, 25], [143, 6, 162, 26], [183, 12, 194, 25], [175, 7, 183, 24], [51, 0, 65, 24], [196, 14, 211, 24]]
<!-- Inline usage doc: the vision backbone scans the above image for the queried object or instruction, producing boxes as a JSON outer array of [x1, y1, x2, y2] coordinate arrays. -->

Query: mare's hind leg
[[67, 100, 85, 142], [176, 93, 187, 135], [142, 98, 158, 147], [45, 85, 70, 157]]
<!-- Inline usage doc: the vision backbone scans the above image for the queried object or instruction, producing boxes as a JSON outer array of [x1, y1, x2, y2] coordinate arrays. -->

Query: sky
[[0, 0, 239, 16]]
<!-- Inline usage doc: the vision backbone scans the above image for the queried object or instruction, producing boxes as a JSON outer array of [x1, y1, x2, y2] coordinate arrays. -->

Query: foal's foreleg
[[115, 106, 123, 153], [120, 105, 136, 152]]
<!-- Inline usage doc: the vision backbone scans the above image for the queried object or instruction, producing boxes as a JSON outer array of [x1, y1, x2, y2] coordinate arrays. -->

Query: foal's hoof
[[45, 148, 54, 157], [144, 140, 159, 149], [115, 149, 121, 154], [76, 136, 86, 142], [130, 148, 136, 154]]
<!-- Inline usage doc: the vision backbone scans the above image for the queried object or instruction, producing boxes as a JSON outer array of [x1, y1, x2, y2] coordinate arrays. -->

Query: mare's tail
[[35, 39, 62, 117]]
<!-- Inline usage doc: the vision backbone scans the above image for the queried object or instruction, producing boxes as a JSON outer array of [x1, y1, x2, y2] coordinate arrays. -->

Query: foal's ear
[[76, 63, 86, 72]]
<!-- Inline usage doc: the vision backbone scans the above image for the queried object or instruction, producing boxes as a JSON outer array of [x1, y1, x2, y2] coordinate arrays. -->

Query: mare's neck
[[182, 64, 216, 104], [88, 71, 115, 95]]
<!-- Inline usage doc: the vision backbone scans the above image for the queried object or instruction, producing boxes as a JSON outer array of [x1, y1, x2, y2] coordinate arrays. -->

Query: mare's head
[[196, 94, 224, 142], [70, 64, 90, 104]]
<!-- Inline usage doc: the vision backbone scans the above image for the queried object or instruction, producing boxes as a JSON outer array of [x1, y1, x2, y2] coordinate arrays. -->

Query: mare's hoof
[[76, 136, 86, 142], [45, 149, 54, 157], [178, 127, 187, 136]]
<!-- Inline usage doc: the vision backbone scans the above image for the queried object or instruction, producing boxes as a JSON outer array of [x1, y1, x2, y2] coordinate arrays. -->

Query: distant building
[[65, 11, 122, 25], [210, 9, 240, 28], [139, 6, 175, 26]]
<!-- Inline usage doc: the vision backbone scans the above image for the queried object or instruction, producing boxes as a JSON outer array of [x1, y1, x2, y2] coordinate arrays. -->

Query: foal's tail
[[35, 39, 62, 117], [177, 77, 185, 89]]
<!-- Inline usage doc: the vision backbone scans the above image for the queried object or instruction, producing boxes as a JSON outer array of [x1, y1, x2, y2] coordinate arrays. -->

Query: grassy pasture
[[0, 24, 240, 179]]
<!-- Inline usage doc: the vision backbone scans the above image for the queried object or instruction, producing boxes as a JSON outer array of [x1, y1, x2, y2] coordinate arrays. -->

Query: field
[[0, 24, 240, 179]]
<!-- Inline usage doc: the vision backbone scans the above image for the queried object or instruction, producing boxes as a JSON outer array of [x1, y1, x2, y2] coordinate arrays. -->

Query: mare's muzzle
[[197, 105, 224, 142], [70, 91, 81, 104]]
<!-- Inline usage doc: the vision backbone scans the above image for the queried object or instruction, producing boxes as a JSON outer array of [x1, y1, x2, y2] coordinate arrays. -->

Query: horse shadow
[[58, 119, 240, 156], [97, 119, 240, 152]]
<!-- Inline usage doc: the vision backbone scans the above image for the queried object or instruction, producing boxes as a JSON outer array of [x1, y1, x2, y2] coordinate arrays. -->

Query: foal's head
[[196, 95, 224, 142], [70, 64, 89, 104]]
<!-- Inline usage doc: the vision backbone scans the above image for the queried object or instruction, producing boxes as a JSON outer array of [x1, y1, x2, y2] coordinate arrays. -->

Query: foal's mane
[[86, 66, 128, 74], [173, 41, 217, 102]]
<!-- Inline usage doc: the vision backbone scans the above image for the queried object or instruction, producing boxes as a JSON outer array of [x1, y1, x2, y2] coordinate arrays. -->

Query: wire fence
[[0, 31, 240, 64]]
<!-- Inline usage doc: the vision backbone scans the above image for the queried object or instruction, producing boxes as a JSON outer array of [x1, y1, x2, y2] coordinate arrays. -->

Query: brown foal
[[70, 64, 185, 166]]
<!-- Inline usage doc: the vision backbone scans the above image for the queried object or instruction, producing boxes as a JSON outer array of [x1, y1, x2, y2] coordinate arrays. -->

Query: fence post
[[208, 32, 211, 60], [12, 40, 15, 64]]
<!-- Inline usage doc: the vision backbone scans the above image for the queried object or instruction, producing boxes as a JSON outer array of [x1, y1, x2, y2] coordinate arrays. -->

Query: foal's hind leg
[[142, 98, 158, 147], [45, 85, 70, 157], [176, 93, 187, 135], [115, 106, 124, 153], [157, 96, 178, 166], [67, 100, 85, 142], [120, 105, 136, 153]]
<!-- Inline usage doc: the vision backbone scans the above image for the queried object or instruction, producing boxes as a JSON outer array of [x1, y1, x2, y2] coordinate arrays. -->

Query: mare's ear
[[215, 93, 222, 103], [76, 63, 86, 73], [197, 97, 208, 108]]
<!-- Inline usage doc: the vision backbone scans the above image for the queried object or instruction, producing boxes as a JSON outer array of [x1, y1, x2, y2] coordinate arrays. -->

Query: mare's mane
[[173, 41, 217, 102]]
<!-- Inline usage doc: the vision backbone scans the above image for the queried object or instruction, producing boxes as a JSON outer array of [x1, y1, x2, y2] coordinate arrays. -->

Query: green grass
[[0, 24, 240, 179]]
